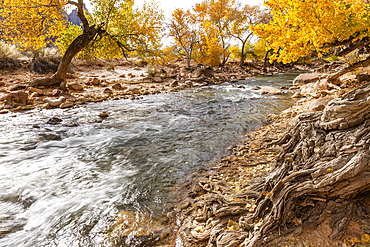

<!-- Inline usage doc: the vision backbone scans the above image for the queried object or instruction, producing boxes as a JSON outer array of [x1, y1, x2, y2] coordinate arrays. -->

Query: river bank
[[0, 58, 310, 115], [167, 68, 370, 247]]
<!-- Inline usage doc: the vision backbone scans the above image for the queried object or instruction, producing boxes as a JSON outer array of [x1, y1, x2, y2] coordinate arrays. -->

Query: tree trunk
[[327, 56, 370, 84], [29, 26, 102, 90], [240, 42, 246, 67], [263, 49, 272, 72]]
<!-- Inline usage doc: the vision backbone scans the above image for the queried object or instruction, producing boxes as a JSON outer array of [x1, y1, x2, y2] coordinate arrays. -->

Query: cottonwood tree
[[0, 0, 164, 90], [253, 0, 370, 82], [226, 5, 270, 66], [168, 8, 199, 67]]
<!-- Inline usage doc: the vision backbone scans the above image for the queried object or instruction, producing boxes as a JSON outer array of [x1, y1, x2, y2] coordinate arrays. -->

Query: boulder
[[5, 91, 28, 107], [292, 92, 302, 98], [43, 97, 66, 107], [60, 100, 74, 108], [251, 85, 261, 90], [0, 109, 8, 114], [356, 71, 370, 83], [170, 80, 179, 87], [91, 78, 101, 86], [99, 112, 109, 118], [293, 73, 321, 85], [260, 86, 282, 95], [185, 81, 193, 87], [103, 88, 113, 94], [300, 82, 321, 97], [27, 87, 39, 93], [152, 77, 162, 83], [52, 89, 61, 97], [112, 83, 123, 90], [68, 82, 83, 91], [309, 97, 333, 111], [128, 87, 141, 94]]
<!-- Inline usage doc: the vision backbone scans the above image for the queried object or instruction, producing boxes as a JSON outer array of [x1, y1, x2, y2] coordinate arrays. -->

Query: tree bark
[[327, 56, 370, 83], [28, 0, 103, 90]]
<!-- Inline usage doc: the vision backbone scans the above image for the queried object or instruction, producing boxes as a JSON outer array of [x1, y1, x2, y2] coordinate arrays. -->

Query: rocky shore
[[167, 67, 370, 247], [0, 58, 307, 115]]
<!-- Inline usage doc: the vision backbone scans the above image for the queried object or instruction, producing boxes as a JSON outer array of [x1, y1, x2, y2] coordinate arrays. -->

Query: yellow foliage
[[253, 0, 370, 63], [0, 0, 67, 51]]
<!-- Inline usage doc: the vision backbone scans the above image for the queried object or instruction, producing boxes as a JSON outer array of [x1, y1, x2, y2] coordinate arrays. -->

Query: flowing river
[[0, 73, 299, 247]]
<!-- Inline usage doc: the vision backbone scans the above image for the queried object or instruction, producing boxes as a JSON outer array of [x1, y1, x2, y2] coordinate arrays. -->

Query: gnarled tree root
[[174, 82, 370, 247]]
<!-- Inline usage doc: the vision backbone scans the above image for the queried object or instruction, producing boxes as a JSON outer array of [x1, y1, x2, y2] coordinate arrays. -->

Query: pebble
[[99, 112, 109, 118]]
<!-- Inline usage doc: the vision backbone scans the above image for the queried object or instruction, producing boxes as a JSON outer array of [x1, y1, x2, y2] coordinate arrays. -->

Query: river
[[0, 73, 298, 246]]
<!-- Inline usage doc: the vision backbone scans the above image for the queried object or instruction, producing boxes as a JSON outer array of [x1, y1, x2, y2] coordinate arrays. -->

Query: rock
[[91, 78, 101, 86], [10, 84, 28, 91], [47, 117, 63, 124], [292, 92, 302, 98], [309, 97, 333, 111], [68, 82, 83, 91], [280, 85, 288, 89], [27, 87, 39, 93], [356, 71, 370, 82], [60, 100, 74, 108], [42, 103, 50, 109], [52, 89, 61, 97], [112, 83, 123, 90], [99, 112, 109, 118], [5, 91, 28, 107], [185, 81, 193, 87], [170, 80, 179, 87], [152, 76, 162, 83], [119, 74, 126, 78], [128, 87, 141, 94], [103, 88, 113, 94], [43, 97, 65, 107], [260, 86, 283, 95], [37, 90, 44, 96], [293, 73, 321, 85], [0, 109, 8, 114], [251, 85, 261, 90]]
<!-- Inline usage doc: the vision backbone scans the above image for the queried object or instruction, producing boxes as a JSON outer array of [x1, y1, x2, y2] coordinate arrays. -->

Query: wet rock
[[47, 117, 63, 124], [184, 81, 193, 87], [0, 109, 8, 114], [99, 112, 109, 118], [103, 88, 113, 94], [68, 82, 83, 91], [251, 85, 261, 90], [293, 72, 321, 85], [43, 97, 65, 107], [309, 97, 333, 111], [300, 83, 321, 98], [10, 84, 28, 91], [112, 83, 123, 90], [30, 92, 39, 98], [356, 71, 370, 82], [280, 85, 288, 89], [152, 76, 162, 83], [5, 91, 28, 107], [170, 80, 178, 87], [260, 86, 282, 95], [59, 100, 74, 109], [292, 92, 302, 98], [91, 78, 101, 86], [52, 89, 61, 97], [128, 87, 141, 94]]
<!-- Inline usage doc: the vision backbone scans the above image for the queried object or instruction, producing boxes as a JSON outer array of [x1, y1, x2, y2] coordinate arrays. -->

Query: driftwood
[[174, 82, 370, 246]]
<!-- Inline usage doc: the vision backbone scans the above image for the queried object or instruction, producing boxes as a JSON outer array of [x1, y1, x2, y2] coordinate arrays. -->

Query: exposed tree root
[[173, 82, 370, 247]]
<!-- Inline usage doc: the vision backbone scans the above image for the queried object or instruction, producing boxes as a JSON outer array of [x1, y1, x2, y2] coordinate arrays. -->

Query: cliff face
[[68, 8, 82, 26]]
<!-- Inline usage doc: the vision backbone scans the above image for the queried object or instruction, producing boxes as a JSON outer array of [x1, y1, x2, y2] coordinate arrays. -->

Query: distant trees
[[167, 0, 270, 67]]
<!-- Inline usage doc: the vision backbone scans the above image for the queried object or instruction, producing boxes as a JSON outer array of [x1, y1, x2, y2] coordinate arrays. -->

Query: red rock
[[68, 82, 83, 91], [30, 92, 39, 98], [37, 90, 44, 96], [91, 78, 101, 86], [112, 83, 122, 90], [119, 74, 126, 78], [103, 88, 113, 94], [52, 89, 61, 97], [5, 91, 28, 107]]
